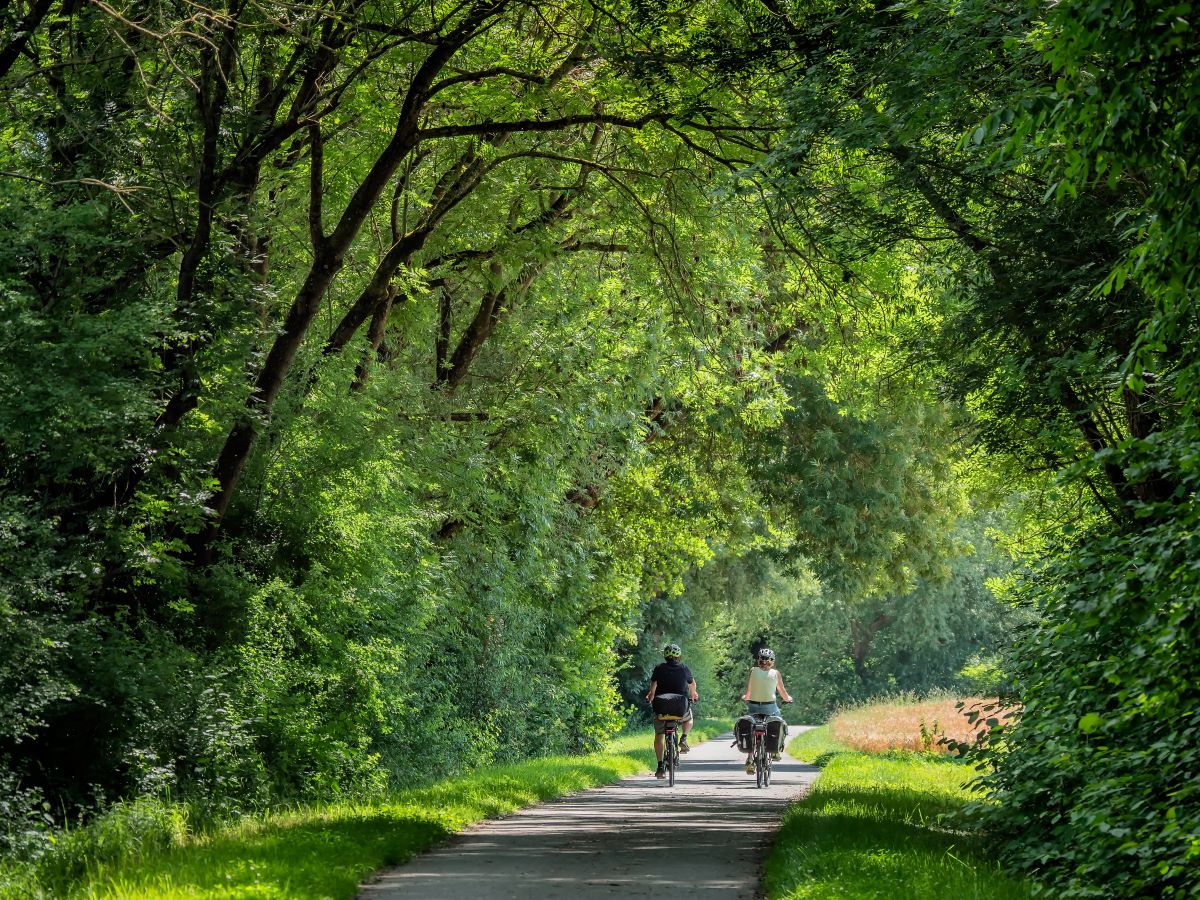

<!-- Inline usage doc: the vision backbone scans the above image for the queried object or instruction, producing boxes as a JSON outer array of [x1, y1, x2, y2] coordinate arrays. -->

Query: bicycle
[[745, 700, 791, 788], [749, 713, 773, 788], [654, 697, 696, 787], [658, 714, 684, 786]]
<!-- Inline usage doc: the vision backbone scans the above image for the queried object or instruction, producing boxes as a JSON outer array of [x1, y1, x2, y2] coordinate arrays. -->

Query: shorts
[[746, 700, 779, 716], [653, 707, 693, 734]]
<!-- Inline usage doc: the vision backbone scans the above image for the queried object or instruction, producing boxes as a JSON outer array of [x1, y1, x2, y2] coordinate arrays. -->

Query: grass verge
[[765, 726, 1030, 899], [3, 719, 731, 900]]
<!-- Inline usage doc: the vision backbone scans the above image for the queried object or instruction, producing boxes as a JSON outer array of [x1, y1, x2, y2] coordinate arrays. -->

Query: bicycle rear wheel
[[667, 734, 676, 786], [755, 741, 765, 788]]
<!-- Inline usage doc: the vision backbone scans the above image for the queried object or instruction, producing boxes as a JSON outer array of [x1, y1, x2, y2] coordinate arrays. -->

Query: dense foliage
[[979, 452, 1200, 896], [1, 0, 1197, 897], [679, 509, 1024, 724], [726, 1, 1200, 896], [969, 2, 1200, 894], [0, 0, 807, 846]]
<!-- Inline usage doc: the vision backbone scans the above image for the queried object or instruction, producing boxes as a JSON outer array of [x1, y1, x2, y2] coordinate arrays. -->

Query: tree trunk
[[0, 0, 57, 80], [193, 3, 496, 554], [849, 611, 893, 683]]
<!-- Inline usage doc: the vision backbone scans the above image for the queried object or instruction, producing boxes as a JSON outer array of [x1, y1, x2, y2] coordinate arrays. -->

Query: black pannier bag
[[651, 693, 689, 718], [734, 715, 754, 752], [766, 716, 787, 752]]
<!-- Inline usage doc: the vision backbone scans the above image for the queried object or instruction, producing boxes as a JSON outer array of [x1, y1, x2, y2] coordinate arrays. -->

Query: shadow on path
[[360, 734, 820, 899]]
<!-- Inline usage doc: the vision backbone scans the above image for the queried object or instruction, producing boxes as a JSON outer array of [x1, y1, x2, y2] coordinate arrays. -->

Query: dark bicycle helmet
[[663, 643, 682, 659], [756, 647, 776, 662]]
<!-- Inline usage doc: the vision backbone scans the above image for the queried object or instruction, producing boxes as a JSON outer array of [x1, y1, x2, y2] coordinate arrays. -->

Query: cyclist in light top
[[741, 647, 792, 772]]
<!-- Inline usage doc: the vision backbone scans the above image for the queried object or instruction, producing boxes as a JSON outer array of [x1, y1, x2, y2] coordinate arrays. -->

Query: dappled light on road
[[360, 733, 819, 899]]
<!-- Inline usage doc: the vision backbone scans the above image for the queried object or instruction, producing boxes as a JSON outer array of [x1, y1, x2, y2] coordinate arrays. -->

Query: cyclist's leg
[[743, 705, 757, 771], [666, 728, 676, 785], [653, 716, 667, 776]]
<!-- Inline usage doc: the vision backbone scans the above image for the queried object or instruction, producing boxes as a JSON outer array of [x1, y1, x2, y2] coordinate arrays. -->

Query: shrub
[[975, 427, 1200, 897]]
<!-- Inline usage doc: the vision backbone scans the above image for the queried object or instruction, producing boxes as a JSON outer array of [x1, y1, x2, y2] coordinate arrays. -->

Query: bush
[[975, 427, 1200, 897]]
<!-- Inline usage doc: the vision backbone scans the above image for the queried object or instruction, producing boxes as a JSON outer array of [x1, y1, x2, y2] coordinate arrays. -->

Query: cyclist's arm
[[776, 672, 793, 703], [688, 678, 698, 701], [646, 680, 657, 702], [741, 669, 753, 701]]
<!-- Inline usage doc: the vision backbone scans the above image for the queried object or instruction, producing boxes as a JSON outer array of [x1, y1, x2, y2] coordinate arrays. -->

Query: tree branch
[[417, 111, 665, 141], [428, 64, 546, 96], [308, 122, 325, 249]]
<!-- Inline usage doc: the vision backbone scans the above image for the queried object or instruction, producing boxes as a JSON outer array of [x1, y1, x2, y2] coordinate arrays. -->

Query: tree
[[730, 1, 1200, 895], [1, 0, 807, 834]]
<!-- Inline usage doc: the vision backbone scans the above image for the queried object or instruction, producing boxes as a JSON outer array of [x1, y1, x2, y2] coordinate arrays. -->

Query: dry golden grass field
[[829, 696, 1015, 753]]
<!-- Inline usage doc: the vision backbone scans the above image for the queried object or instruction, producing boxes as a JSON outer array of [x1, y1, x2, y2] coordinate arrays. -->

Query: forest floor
[[358, 727, 819, 899]]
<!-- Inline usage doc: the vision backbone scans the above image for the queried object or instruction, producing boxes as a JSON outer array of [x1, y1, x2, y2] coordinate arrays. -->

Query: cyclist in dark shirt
[[645, 643, 699, 778]]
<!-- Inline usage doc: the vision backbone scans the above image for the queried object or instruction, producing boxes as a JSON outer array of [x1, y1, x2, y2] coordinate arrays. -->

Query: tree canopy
[[2, 1, 1197, 896]]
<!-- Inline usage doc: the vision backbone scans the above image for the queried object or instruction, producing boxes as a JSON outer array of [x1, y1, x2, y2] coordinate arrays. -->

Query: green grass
[[3, 720, 731, 900], [786, 726, 853, 766], [765, 727, 1031, 900]]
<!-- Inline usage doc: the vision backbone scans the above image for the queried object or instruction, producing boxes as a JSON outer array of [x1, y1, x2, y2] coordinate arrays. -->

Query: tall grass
[[764, 724, 1030, 899], [1, 720, 730, 900], [829, 695, 1012, 754]]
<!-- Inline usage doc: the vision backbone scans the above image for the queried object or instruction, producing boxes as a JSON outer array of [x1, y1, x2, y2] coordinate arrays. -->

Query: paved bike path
[[358, 728, 819, 899]]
